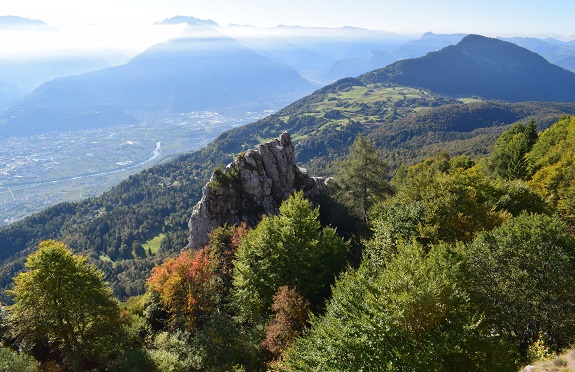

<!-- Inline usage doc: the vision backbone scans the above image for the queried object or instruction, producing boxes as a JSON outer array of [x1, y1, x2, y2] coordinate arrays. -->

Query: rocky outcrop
[[188, 132, 328, 249]]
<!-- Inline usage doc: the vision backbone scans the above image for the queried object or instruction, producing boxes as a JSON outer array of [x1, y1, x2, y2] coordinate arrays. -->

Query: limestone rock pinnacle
[[188, 132, 327, 249]]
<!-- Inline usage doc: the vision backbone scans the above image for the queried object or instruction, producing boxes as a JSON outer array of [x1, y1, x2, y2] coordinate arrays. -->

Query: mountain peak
[[156, 16, 219, 27], [460, 33, 493, 42], [360, 34, 575, 102], [421, 31, 436, 38]]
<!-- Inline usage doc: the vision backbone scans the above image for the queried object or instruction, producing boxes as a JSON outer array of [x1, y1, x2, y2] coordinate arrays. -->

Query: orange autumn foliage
[[147, 247, 220, 330]]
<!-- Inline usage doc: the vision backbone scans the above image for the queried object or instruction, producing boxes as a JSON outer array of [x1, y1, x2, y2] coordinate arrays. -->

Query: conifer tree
[[483, 119, 538, 180], [335, 135, 392, 223]]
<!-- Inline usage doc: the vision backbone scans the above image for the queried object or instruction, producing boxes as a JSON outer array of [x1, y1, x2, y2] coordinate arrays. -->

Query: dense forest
[[2, 78, 575, 301], [1, 115, 575, 370]]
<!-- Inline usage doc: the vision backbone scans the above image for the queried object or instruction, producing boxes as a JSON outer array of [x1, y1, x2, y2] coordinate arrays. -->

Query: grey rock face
[[188, 132, 328, 249]]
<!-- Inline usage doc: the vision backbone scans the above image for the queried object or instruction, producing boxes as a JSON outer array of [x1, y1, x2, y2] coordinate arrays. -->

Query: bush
[[0, 348, 37, 372]]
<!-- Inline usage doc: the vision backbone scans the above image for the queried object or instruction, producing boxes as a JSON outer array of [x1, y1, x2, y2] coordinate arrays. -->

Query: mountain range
[[320, 32, 467, 82], [501, 36, 575, 72], [0, 23, 314, 138], [0, 15, 49, 30], [361, 34, 575, 102], [3, 34, 575, 298]]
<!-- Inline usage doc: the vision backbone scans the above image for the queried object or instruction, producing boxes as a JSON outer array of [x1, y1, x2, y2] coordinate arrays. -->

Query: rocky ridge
[[188, 132, 327, 249]]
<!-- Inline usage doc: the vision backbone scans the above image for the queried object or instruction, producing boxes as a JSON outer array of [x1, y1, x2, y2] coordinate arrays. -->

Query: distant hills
[[310, 32, 575, 85], [0, 15, 49, 30], [0, 23, 314, 137], [225, 24, 411, 84], [501, 36, 575, 73], [360, 35, 575, 102], [0, 16, 113, 101], [0, 53, 112, 95], [0, 81, 24, 107], [5, 30, 573, 138], [321, 32, 467, 82], [3, 18, 575, 138]]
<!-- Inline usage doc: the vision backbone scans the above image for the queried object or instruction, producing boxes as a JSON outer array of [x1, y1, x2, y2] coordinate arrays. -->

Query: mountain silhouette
[[360, 34, 575, 102], [0, 23, 313, 137]]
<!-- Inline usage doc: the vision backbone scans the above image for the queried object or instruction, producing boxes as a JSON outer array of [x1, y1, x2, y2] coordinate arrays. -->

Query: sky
[[1, 0, 574, 57]]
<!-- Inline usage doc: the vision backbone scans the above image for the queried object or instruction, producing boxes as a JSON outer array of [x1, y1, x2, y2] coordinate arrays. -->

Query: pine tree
[[335, 135, 392, 223]]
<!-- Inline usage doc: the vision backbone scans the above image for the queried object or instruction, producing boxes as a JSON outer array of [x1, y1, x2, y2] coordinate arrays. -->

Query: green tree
[[526, 116, 575, 223], [334, 135, 392, 223], [132, 240, 146, 258], [377, 164, 505, 246], [482, 120, 538, 180], [233, 192, 348, 323], [8, 240, 122, 369], [369, 154, 549, 259], [466, 213, 575, 353], [0, 348, 37, 372], [281, 242, 517, 371]]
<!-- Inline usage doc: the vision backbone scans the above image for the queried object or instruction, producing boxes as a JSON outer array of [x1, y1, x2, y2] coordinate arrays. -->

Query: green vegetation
[[466, 213, 575, 353], [0, 348, 37, 371], [8, 240, 123, 370], [142, 233, 165, 256], [281, 242, 517, 371], [2, 116, 575, 369], [233, 192, 348, 323], [527, 115, 575, 223], [482, 119, 538, 179], [332, 135, 392, 224], [1, 76, 575, 302]]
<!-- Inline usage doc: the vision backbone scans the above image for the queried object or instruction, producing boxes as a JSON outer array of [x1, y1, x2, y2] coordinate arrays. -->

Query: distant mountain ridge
[[0, 23, 314, 137], [321, 32, 467, 82], [360, 34, 575, 102], [500, 36, 575, 72], [0, 16, 48, 29]]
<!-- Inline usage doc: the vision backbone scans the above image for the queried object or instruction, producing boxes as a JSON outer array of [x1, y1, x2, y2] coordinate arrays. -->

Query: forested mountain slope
[[3, 41, 575, 298], [6, 117, 575, 370]]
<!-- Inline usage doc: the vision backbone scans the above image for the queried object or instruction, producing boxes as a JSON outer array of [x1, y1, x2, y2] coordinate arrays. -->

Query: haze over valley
[[4, 13, 575, 223]]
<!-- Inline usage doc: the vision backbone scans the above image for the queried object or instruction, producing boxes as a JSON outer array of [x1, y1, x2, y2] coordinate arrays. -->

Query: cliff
[[188, 132, 328, 249]]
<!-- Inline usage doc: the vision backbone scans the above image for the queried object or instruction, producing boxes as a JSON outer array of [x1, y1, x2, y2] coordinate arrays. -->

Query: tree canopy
[[465, 213, 575, 352], [281, 242, 517, 371], [334, 135, 392, 223], [8, 240, 122, 370], [147, 247, 220, 331], [527, 115, 575, 223], [482, 120, 538, 180], [232, 191, 348, 323]]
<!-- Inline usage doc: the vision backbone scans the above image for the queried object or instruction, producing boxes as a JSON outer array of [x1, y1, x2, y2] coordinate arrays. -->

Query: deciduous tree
[[233, 192, 348, 323], [466, 213, 575, 353], [8, 240, 122, 369], [262, 286, 309, 359], [281, 242, 517, 371], [147, 247, 220, 331]]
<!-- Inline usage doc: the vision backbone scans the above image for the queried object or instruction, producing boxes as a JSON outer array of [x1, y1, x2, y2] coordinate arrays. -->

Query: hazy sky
[[1, 0, 574, 56]]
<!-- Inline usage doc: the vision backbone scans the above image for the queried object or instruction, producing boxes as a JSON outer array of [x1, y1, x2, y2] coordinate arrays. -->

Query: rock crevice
[[188, 132, 327, 249]]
